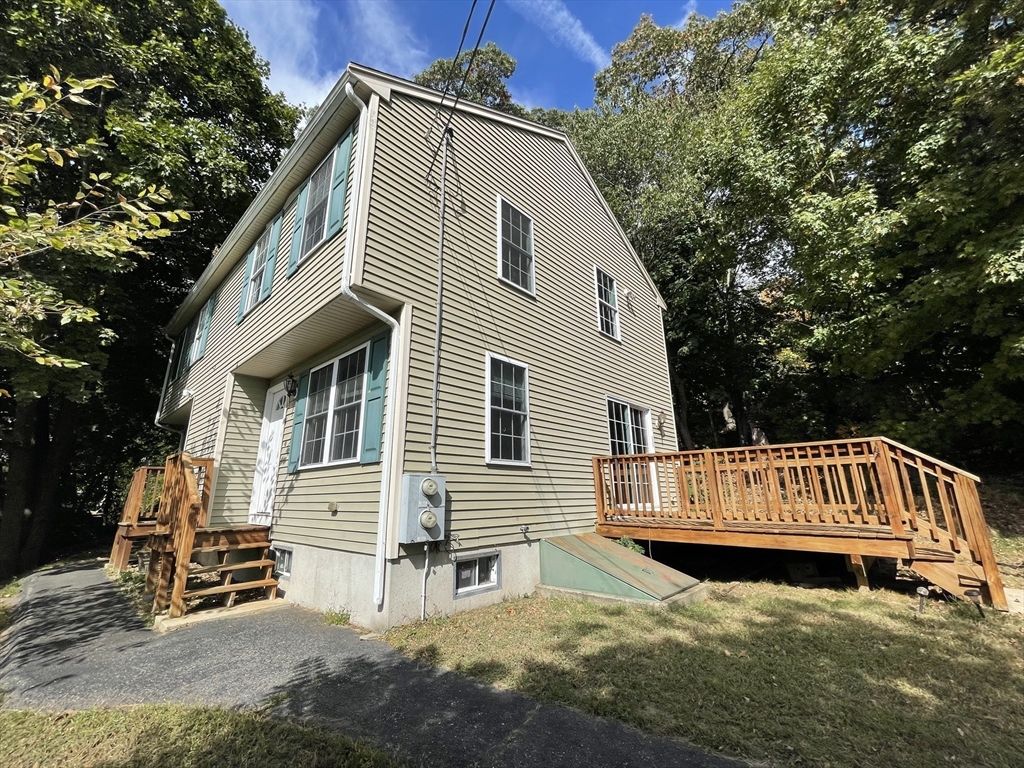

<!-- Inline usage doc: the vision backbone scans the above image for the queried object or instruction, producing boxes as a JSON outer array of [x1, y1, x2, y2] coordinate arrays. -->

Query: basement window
[[454, 552, 500, 597], [272, 546, 293, 579]]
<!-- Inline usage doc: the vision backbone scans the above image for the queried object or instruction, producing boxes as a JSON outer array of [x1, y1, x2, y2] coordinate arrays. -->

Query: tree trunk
[[725, 388, 754, 447], [668, 364, 697, 450], [20, 399, 80, 572], [0, 398, 40, 580]]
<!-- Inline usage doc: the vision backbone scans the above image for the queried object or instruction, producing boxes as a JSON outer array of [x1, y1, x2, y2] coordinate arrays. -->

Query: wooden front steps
[[128, 453, 279, 619], [594, 437, 1008, 610]]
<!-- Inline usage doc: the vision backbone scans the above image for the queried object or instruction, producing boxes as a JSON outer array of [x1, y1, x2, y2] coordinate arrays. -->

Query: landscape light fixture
[[284, 373, 298, 400], [964, 588, 984, 618], [916, 585, 929, 613]]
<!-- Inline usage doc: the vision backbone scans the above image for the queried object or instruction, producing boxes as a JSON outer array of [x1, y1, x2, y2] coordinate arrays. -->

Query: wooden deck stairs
[[593, 437, 1008, 609], [109, 453, 278, 619]]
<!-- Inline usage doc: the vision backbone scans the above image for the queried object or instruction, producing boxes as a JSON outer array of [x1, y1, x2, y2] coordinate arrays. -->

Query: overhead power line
[[426, 0, 496, 181]]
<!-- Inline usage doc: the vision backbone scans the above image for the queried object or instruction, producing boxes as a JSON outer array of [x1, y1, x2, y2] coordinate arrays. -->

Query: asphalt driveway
[[0, 562, 744, 768]]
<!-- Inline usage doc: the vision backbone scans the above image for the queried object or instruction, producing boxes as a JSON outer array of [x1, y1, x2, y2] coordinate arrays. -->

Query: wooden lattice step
[[189, 558, 275, 576], [183, 578, 277, 599], [191, 541, 271, 555]]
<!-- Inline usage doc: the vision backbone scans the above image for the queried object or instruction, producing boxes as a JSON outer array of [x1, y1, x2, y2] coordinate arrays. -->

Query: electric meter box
[[398, 473, 446, 544]]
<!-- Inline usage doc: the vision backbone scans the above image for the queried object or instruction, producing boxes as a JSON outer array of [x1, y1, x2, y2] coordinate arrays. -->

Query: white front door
[[249, 384, 287, 526]]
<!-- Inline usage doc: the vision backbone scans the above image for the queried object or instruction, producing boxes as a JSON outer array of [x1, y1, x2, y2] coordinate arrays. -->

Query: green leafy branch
[[0, 68, 191, 368]]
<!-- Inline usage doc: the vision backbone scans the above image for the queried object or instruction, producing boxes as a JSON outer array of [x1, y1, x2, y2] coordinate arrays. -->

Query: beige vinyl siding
[[158, 118, 360, 424], [158, 116, 365, 536], [209, 374, 267, 525], [270, 322, 388, 555], [362, 94, 677, 550]]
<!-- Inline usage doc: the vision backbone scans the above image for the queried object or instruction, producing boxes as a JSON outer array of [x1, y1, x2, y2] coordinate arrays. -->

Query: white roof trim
[[350, 65, 665, 309], [167, 62, 665, 333]]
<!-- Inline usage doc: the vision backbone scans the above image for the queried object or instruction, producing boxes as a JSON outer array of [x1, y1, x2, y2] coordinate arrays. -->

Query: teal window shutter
[[360, 331, 391, 464], [326, 128, 354, 241], [236, 247, 255, 324], [287, 182, 309, 277], [287, 372, 310, 473], [196, 291, 217, 360], [260, 213, 283, 301]]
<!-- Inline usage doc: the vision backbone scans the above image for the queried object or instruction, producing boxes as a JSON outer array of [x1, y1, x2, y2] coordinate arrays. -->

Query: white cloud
[[508, 83, 549, 111], [222, 0, 342, 107], [344, 0, 431, 77], [675, 0, 698, 29], [506, 0, 610, 70]]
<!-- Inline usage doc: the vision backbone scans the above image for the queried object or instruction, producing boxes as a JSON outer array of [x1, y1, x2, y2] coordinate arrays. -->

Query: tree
[[0, 0, 300, 577], [579, 1, 1024, 464], [571, 9, 783, 448], [414, 41, 527, 117], [731, 0, 1024, 462], [0, 71, 192, 578]]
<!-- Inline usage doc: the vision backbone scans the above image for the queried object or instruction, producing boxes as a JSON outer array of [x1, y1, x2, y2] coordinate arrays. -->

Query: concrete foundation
[[271, 537, 541, 630]]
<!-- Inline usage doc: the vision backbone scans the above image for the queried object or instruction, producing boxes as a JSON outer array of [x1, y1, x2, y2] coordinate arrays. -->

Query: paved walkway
[[1, 562, 744, 768]]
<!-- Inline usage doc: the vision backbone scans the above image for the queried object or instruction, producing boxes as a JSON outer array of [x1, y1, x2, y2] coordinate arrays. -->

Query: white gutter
[[340, 83, 401, 609]]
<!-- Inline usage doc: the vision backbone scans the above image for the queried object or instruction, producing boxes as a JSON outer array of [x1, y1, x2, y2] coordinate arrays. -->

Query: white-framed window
[[173, 294, 215, 381], [299, 344, 369, 468], [497, 197, 535, 294], [245, 228, 272, 314], [174, 315, 202, 380], [485, 352, 530, 466], [607, 397, 652, 455], [300, 151, 335, 261], [595, 267, 620, 339], [454, 552, 500, 597], [272, 546, 293, 579]]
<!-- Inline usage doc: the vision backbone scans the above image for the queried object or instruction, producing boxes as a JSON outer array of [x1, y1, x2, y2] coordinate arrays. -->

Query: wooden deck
[[593, 437, 1008, 609]]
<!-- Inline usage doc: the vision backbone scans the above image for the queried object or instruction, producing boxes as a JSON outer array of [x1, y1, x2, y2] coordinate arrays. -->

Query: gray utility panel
[[398, 473, 446, 544]]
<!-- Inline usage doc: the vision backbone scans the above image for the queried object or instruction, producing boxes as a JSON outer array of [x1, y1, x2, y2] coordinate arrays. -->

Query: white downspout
[[154, 334, 185, 447], [340, 83, 401, 608]]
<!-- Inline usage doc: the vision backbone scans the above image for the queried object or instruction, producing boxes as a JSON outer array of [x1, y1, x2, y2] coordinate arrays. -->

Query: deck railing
[[108, 464, 169, 571], [594, 437, 1005, 605]]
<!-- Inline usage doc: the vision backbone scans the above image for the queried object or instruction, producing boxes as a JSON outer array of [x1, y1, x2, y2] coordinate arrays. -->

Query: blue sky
[[222, 0, 732, 110]]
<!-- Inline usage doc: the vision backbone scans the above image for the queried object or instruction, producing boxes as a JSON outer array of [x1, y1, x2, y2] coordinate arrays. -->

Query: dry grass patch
[[385, 584, 1024, 768], [1, 705, 402, 768]]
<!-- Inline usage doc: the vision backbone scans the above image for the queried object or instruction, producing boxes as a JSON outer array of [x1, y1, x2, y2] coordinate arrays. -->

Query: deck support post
[[845, 554, 872, 592]]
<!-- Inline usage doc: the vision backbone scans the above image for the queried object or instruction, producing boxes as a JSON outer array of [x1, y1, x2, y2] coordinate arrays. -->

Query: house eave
[[165, 69, 383, 335]]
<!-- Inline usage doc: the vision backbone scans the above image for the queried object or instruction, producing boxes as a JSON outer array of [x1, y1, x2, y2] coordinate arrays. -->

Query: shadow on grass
[[389, 593, 1024, 768], [2, 706, 400, 768]]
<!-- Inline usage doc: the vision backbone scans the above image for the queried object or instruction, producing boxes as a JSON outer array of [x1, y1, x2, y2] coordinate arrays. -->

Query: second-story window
[[300, 153, 334, 260], [595, 268, 620, 339], [173, 292, 216, 380], [245, 229, 272, 313], [498, 198, 534, 294]]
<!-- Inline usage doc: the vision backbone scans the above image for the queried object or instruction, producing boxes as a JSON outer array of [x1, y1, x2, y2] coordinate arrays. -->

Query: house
[[155, 64, 678, 629]]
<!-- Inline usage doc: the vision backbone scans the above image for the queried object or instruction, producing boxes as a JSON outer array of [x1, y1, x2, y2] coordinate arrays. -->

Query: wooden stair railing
[[143, 453, 214, 613], [879, 439, 1007, 610], [594, 437, 1007, 609], [108, 465, 165, 572]]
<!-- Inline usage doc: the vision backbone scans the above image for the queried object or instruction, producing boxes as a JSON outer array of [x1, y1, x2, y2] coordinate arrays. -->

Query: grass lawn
[[1, 705, 402, 768], [385, 584, 1024, 768]]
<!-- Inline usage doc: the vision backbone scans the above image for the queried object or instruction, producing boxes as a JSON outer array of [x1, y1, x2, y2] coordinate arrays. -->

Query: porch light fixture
[[284, 373, 298, 400], [656, 410, 668, 431]]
